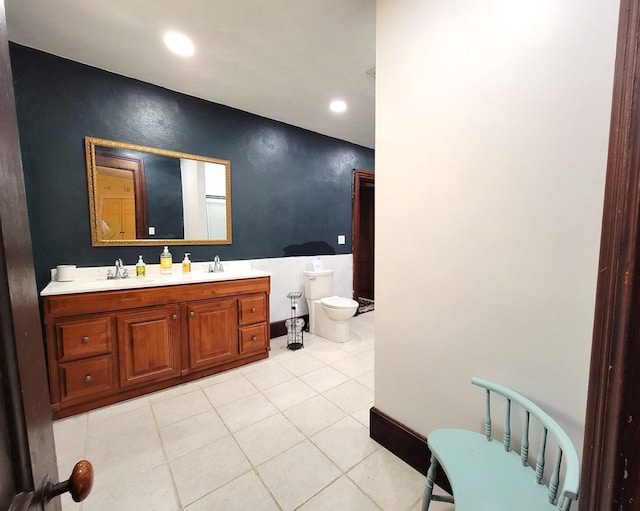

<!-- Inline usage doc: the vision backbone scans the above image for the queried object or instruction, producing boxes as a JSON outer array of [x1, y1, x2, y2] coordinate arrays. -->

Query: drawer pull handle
[[81, 336, 89, 344], [189, 311, 195, 317], [172, 314, 178, 320], [251, 336, 257, 342], [251, 307, 256, 313], [84, 375, 92, 383]]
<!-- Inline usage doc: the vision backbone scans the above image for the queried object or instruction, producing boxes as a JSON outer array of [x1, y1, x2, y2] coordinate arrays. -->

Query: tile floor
[[53, 311, 449, 511]]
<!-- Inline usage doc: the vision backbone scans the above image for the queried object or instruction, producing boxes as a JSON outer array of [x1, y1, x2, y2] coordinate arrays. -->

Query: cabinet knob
[[250, 307, 256, 313], [189, 311, 195, 317], [81, 336, 89, 344], [172, 314, 178, 320], [84, 375, 92, 383], [251, 336, 257, 342]]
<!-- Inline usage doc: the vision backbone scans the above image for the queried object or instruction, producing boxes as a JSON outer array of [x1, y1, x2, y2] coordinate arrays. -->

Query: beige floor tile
[[243, 362, 295, 391], [304, 342, 351, 365], [323, 379, 374, 413], [202, 374, 258, 407], [257, 440, 341, 510], [159, 409, 229, 460], [262, 379, 317, 410], [278, 351, 326, 376], [148, 380, 202, 403], [311, 416, 380, 471], [53, 414, 87, 472], [84, 463, 179, 511], [87, 394, 150, 422], [283, 395, 347, 437], [331, 353, 374, 378], [198, 367, 244, 387], [297, 475, 381, 510], [352, 402, 374, 427], [234, 413, 305, 466], [185, 470, 279, 511], [216, 392, 278, 432], [299, 365, 350, 393], [151, 388, 213, 428], [356, 369, 375, 390], [170, 436, 251, 506], [86, 402, 156, 443], [87, 427, 166, 495], [347, 449, 426, 511]]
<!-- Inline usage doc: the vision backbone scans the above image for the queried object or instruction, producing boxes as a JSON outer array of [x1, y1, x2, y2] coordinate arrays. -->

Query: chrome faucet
[[107, 258, 129, 279], [208, 255, 224, 273]]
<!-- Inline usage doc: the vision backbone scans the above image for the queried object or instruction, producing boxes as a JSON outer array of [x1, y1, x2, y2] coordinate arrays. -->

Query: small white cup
[[56, 264, 77, 282]]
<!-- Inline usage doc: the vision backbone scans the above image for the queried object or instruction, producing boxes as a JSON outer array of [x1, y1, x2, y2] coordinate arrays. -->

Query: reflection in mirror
[[85, 137, 231, 246]]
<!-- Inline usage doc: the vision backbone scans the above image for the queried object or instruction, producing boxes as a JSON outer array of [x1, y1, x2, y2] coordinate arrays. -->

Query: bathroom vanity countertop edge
[[41, 266, 272, 296]]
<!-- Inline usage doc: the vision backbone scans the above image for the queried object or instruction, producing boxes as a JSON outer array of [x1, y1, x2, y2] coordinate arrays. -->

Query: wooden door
[[352, 169, 375, 300], [581, 0, 640, 508], [117, 306, 181, 388], [0, 2, 91, 507], [186, 298, 238, 371]]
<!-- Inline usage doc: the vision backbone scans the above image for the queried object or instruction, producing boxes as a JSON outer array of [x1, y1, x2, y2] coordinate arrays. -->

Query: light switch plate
[[337, 234, 346, 245], [149, 226, 156, 235]]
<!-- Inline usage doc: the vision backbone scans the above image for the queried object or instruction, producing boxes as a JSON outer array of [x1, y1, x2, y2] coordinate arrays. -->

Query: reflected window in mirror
[[85, 137, 232, 246]]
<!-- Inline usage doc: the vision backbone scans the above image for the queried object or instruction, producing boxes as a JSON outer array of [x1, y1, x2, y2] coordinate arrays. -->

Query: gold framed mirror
[[85, 137, 232, 246]]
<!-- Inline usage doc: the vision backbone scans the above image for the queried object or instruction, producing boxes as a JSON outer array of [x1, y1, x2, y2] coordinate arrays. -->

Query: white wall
[[375, 0, 619, 461], [251, 254, 353, 321]]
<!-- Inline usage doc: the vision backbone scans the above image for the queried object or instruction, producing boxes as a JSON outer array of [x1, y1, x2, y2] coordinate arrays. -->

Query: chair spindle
[[521, 410, 530, 466], [549, 448, 563, 504], [484, 389, 492, 440], [503, 398, 511, 451], [536, 427, 548, 484]]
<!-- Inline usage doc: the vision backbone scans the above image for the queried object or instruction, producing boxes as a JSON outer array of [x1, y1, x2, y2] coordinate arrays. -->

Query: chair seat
[[428, 428, 557, 511]]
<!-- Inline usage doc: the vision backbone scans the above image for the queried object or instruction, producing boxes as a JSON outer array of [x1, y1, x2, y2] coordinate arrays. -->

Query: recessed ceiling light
[[330, 100, 347, 113], [163, 31, 194, 57]]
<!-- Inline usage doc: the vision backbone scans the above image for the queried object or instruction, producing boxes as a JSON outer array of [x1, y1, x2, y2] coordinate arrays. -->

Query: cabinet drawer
[[57, 317, 112, 362], [238, 294, 267, 325], [60, 356, 115, 403], [239, 324, 268, 354]]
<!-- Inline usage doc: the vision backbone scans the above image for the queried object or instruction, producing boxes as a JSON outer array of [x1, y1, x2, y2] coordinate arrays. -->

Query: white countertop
[[41, 261, 271, 296]]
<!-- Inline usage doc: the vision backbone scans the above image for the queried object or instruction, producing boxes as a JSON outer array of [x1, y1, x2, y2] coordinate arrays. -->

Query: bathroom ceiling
[[5, 0, 376, 149]]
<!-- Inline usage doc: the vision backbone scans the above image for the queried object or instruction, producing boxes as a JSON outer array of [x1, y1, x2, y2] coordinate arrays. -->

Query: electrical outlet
[[337, 234, 346, 245], [149, 226, 155, 235]]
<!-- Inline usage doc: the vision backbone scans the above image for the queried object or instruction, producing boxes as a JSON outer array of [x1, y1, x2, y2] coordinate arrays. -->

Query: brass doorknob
[[44, 459, 94, 503]]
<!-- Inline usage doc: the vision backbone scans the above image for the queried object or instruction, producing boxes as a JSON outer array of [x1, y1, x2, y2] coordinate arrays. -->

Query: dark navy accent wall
[[9, 44, 374, 292]]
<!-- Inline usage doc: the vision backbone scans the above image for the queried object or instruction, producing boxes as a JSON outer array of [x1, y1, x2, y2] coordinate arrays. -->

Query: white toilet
[[303, 269, 359, 343]]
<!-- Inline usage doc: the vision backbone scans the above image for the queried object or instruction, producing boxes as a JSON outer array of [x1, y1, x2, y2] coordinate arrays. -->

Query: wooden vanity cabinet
[[43, 277, 270, 418], [185, 297, 238, 371], [117, 305, 182, 388]]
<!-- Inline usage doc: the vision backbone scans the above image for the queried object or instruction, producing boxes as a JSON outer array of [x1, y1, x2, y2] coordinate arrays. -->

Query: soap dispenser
[[160, 246, 173, 274], [136, 255, 146, 277], [182, 253, 191, 273]]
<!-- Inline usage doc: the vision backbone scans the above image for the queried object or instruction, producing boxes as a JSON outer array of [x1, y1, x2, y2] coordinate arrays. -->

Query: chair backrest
[[471, 377, 580, 511]]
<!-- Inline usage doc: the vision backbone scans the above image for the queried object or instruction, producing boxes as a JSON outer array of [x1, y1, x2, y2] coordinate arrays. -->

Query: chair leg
[[421, 453, 439, 511]]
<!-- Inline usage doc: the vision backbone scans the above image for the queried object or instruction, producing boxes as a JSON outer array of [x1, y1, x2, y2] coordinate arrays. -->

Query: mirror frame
[[85, 137, 232, 246]]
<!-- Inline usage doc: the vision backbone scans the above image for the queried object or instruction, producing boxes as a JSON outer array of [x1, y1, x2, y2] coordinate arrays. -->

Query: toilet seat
[[321, 296, 359, 309]]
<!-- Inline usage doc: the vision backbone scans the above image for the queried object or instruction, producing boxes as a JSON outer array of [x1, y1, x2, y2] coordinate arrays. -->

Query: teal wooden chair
[[421, 377, 580, 511]]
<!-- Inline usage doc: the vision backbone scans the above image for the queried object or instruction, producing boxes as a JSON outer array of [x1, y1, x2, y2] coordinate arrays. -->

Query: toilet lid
[[321, 296, 359, 309]]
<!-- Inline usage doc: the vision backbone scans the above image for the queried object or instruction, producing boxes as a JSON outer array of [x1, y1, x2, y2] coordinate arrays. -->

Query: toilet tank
[[303, 270, 334, 299]]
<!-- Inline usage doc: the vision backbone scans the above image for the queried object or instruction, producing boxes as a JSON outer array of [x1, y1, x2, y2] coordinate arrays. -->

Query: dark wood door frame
[[352, 168, 375, 300], [581, 0, 640, 509], [0, 0, 61, 508]]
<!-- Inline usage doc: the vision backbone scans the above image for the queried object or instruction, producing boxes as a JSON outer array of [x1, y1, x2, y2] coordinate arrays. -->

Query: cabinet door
[[187, 298, 238, 371], [117, 305, 181, 388]]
